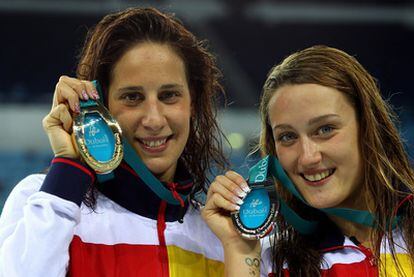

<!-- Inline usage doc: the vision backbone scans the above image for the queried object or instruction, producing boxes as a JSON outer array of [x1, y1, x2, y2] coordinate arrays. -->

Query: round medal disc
[[231, 187, 279, 240]]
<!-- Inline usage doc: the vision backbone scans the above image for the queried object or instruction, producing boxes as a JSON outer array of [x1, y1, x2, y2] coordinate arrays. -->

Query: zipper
[[157, 200, 169, 277], [357, 244, 377, 267], [167, 182, 186, 223]]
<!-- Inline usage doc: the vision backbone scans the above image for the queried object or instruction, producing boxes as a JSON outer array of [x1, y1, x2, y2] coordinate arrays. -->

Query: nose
[[141, 98, 166, 132], [298, 137, 322, 167]]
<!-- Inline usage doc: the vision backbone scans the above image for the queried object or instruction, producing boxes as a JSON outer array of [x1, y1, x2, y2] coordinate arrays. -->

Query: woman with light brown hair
[[202, 45, 414, 276], [0, 7, 229, 276]]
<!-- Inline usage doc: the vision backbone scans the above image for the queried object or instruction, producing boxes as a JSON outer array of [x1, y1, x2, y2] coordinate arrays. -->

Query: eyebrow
[[272, 114, 340, 131], [117, 84, 184, 93], [117, 86, 144, 94], [160, 84, 185, 90], [308, 114, 340, 125]]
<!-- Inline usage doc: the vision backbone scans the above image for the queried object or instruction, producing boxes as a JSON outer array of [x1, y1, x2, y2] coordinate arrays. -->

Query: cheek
[[275, 144, 295, 171], [327, 132, 359, 162], [112, 110, 138, 138], [172, 103, 191, 129]]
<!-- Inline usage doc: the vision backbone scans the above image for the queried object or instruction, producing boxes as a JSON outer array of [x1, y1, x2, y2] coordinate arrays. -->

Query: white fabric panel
[[320, 237, 367, 270], [74, 194, 159, 245], [0, 174, 78, 277], [164, 206, 224, 261]]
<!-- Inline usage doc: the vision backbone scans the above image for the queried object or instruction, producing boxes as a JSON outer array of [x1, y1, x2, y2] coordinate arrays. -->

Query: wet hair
[[76, 7, 228, 204], [258, 45, 414, 276]]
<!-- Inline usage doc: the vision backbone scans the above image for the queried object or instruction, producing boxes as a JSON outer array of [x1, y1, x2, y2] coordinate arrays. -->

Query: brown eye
[[121, 93, 143, 105], [159, 90, 180, 103]]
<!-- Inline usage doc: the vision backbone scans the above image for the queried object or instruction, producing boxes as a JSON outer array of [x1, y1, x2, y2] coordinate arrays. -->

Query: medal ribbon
[[248, 156, 399, 234]]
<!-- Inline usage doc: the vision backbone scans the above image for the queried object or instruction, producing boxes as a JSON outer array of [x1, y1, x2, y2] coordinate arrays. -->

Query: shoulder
[[381, 228, 408, 254], [1, 173, 80, 219], [380, 229, 413, 275], [5, 174, 46, 204]]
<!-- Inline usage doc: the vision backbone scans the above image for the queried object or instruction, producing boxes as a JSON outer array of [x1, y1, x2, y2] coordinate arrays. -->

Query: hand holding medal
[[72, 80, 123, 174], [43, 77, 123, 174]]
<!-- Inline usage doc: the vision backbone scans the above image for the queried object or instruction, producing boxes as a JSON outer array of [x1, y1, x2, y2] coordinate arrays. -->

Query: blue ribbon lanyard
[[123, 141, 188, 205], [248, 155, 399, 234]]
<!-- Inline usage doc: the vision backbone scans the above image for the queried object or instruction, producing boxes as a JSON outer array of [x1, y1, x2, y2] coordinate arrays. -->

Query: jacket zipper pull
[[168, 182, 186, 223], [178, 206, 185, 224]]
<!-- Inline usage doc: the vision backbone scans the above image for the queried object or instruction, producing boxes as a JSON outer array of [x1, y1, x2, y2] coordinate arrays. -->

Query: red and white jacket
[[262, 197, 413, 276], [0, 157, 227, 276]]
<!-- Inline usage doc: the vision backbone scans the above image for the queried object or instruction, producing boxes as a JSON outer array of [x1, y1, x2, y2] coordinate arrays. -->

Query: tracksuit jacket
[[261, 196, 413, 276], [2, 156, 411, 276], [0, 157, 225, 276]]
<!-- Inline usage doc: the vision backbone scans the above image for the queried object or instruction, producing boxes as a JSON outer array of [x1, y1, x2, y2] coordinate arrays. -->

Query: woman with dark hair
[[202, 45, 414, 276], [0, 7, 230, 276]]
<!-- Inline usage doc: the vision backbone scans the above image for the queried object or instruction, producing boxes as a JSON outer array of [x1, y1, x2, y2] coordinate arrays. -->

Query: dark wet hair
[[76, 7, 228, 203]]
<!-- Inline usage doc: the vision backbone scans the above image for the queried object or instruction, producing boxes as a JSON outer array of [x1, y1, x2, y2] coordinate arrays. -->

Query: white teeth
[[303, 169, 332, 182], [141, 138, 167, 148]]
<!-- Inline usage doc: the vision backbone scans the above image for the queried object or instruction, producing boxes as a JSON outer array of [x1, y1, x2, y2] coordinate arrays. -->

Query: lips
[[301, 169, 335, 183], [136, 135, 172, 152], [140, 137, 167, 147]]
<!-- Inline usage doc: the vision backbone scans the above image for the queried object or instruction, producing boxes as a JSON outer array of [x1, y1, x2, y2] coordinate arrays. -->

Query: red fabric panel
[[68, 235, 165, 277], [320, 260, 377, 277], [278, 258, 378, 277]]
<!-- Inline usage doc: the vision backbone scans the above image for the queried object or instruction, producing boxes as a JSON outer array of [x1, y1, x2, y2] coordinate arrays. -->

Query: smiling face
[[108, 42, 191, 182], [268, 84, 364, 209]]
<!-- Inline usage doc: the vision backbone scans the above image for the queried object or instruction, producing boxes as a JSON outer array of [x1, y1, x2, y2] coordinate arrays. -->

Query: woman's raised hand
[[42, 76, 99, 158], [202, 171, 262, 276], [201, 170, 251, 246]]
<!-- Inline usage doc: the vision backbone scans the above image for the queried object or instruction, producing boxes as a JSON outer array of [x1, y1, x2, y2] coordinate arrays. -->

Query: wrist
[[222, 239, 262, 277], [222, 238, 260, 254]]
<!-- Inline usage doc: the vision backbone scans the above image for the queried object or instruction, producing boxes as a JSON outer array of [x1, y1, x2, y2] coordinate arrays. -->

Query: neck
[[155, 164, 177, 183], [329, 188, 376, 249], [329, 215, 373, 248]]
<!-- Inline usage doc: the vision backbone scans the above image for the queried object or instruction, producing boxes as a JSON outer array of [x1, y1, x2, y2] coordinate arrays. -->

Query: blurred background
[[1, 0, 413, 210]]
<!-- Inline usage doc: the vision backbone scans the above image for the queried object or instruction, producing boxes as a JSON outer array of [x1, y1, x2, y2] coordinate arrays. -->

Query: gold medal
[[72, 85, 123, 174]]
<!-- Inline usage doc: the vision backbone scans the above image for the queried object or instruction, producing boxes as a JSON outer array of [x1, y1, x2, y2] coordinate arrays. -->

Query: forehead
[[111, 42, 187, 84], [267, 84, 355, 126]]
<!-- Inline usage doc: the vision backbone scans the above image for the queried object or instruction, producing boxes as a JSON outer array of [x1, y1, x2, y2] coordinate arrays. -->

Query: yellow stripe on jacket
[[167, 245, 224, 277]]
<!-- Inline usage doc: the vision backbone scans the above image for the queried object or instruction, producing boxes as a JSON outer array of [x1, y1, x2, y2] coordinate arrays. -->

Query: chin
[[309, 202, 331, 209], [145, 160, 175, 179], [145, 162, 169, 174], [307, 198, 342, 209]]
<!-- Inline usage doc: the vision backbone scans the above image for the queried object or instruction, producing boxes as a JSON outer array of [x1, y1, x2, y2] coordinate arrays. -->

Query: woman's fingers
[[208, 178, 244, 206], [224, 171, 250, 193], [202, 171, 255, 243], [206, 171, 250, 205], [204, 192, 240, 213], [44, 75, 99, 159], [43, 104, 72, 132], [53, 76, 99, 112], [54, 104, 73, 133], [60, 75, 98, 100], [53, 80, 80, 113], [42, 103, 78, 158], [81, 80, 100, 100], [202, 188, 242, 244]]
